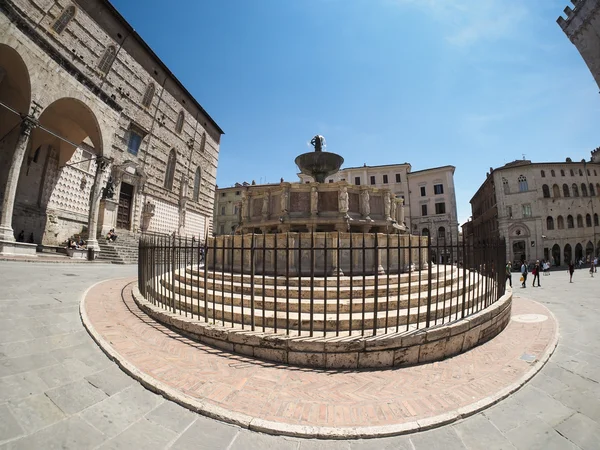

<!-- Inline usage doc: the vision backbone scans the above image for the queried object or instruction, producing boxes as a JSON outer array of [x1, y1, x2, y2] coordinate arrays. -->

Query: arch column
[[0, 114, 38, 242], [86, 156, 111, 252]]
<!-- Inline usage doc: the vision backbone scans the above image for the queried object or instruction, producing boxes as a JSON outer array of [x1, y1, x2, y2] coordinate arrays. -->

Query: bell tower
[[557, 0, 600, 91]]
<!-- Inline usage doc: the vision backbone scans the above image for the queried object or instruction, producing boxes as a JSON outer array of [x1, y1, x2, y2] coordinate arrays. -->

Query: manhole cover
[[512, 314, 548, 323]]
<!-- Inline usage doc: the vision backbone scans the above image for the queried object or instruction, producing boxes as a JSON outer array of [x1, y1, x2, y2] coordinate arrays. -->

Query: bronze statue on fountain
[[295, 135, 344, 183]]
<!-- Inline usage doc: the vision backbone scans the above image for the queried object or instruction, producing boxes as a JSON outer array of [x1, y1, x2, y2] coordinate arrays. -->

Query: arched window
[[98, 45, 116, 74], [422, 228, 429, 236], [581, 183, 588, 197], [542, 184, 550, 198], [557, 215, 565, 229], [52, 5, 75, 34], [141, 82, 155, 108], [572, 184, 579, 197], [540, 170, 545, 178], [552, 184, 560, 198], [546, 216, 554, 230], [164, 149, 176, 191], [563, 184, 570, 197], [597, 183, 600, 197], [200, 132, 207, 152], [561, 169, 565, 176], [586, 214, 592, 227], [588, 169, 591, 176], [590, 183, 596, 197], [193, 167, 202, 201], [502, 178, 509, 195], [438, 226, 446, 240], [570, 169, 574, 176], [579, 169, 583, 176], [175, 111, 184, 134], [518, 175, 528, 192], [595, 213, 599, 227], [577, 214, 584, 228], [567, 215, 574, 229], [551, 169, 556, 177]]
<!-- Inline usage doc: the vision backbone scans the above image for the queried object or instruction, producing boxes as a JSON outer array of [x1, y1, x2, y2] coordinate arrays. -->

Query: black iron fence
[[138, 232, 506, 338]]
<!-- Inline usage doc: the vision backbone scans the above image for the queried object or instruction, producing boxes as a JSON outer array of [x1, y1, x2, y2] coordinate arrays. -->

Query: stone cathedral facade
[[0, 0, 223, 255]]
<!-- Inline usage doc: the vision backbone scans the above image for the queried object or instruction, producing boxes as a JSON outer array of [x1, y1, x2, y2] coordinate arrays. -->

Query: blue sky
[[112, 0, 600, 225]]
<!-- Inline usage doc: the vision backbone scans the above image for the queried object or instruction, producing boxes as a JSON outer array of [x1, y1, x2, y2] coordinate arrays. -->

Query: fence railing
[[138, 232, 506, 338]]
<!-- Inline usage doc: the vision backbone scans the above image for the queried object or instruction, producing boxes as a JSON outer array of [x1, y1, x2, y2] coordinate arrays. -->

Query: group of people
[[67, 236, 86, 250], [506, 256, 598, 287]]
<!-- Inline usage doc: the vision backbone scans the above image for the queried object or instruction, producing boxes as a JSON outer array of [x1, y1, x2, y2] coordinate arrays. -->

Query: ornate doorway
[[117, 182, 133, 229]]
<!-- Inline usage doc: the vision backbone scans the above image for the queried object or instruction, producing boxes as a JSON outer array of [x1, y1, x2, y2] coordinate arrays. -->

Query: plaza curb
[[80, 280, 560, 440]]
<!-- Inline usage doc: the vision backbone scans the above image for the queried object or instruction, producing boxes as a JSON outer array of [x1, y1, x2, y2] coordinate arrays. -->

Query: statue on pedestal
[[339, 187, 349, 214], [262, 193, 269, 216], [361, 189, 370, 218], [391, 198, 397, 222], [310, 186, 318, 215], [241, 190, 248, 220], [384, 191, 391, 219], [280, 189, 288, 213]]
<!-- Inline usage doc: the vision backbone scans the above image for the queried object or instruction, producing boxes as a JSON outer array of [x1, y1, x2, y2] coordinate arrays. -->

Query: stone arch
[[552, 244, 560, 266], [557, 215, 564, 229], [564, 244, 572, 264], [576, 214, 583, 228], [421, 227, 429, 236], [542, 184, 550, 198], [590, 183, 596, 197], [567, 215, 574, 228], [586, 241, 594, 260], [586, 214, 592, 227], [546, 216, 554, 230], [0, 43, 32, 191], [572, 183, 579, 197], [552, 184, 560, 198], [575, 243, 583, 262], [563, 183, 570, 197], [13, 97, 106, 244], [581, 183, 588, 197]]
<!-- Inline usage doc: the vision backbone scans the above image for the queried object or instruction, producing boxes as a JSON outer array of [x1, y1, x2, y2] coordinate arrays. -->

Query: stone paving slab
[[82, 278, 558, 439]]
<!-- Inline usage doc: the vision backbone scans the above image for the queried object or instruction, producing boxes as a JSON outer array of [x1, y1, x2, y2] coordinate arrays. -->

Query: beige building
[[466, 151, 600, 266], [558, 0, 600, 90], [298, 163, 459, 247], [0, 0, 223, 255], [213, 183, 248, 236]]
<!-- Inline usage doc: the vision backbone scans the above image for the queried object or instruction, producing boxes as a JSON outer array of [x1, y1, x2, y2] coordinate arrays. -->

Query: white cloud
[[389, 0, 528, 46]]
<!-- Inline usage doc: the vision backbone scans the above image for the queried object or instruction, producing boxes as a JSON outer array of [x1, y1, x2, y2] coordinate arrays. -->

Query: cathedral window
[[98, 45, 116, 74], [52, 5, 76, 34], [141, 83, 155, 108], [164, 149, 177, 191], [175, 111, 185, 134]]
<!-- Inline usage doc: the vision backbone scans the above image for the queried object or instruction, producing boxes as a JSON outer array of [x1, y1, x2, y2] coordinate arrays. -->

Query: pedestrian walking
[[590, 264, 594, 278], [520, 259, 528, 288], [505, 262, 512, 288], [568, 261, 575, 283], [594, 256, 598, 273], [532, 260, 541, 287]]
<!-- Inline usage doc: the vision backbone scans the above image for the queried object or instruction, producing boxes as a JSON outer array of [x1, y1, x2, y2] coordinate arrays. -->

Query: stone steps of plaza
[[96, 231, 139, 264], [172, 269, 463, 301], [158, 272, 478, 315], [144, 280, 485, 333], [184, 266, 456, 288]]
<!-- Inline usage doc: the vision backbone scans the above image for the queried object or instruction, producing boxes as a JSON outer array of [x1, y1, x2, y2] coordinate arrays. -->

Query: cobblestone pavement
[[83, 278, 556, 435], [0, 261, 599, 449]]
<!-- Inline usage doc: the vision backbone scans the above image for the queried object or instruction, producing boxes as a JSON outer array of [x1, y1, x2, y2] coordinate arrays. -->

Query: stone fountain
[[236, 135, 406, 235], [294, 135, 344, 183]]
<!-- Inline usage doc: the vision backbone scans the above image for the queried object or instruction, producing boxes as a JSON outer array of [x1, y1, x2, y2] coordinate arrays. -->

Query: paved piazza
[[0, 261, 599, 448]]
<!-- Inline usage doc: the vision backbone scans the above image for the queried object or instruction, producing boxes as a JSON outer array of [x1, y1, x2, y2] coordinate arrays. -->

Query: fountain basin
[[295, 151, 344, 183]]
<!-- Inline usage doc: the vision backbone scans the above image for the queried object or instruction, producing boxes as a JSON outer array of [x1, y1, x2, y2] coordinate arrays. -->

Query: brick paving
[[83, 277, 557, 431]]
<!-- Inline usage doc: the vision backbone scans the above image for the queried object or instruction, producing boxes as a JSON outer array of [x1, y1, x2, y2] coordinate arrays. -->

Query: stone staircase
[[96, 231, 140, 264]]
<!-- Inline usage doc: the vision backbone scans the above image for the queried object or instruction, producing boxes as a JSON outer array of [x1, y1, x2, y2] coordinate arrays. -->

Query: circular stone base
[[81, 279, 558, 439]]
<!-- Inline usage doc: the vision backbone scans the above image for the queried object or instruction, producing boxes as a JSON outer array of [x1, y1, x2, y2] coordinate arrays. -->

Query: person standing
[[520, 259, 528, 288], [532, 260, 541, 287], [505, 262, 512, 288], [568, 261, 575, 283]]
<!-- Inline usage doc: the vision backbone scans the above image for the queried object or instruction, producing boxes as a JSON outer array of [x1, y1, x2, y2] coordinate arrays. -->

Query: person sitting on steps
[[106, 229, 118, 243]]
